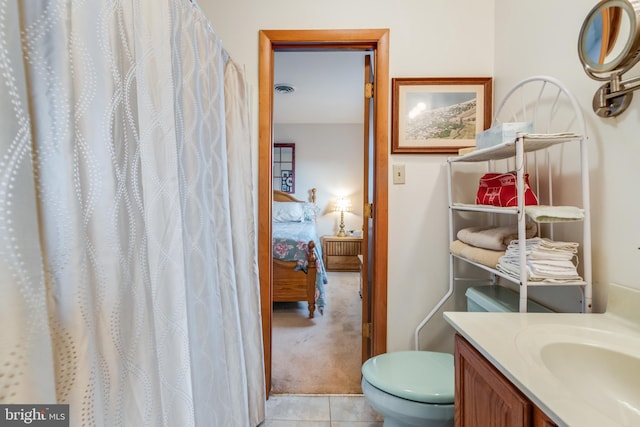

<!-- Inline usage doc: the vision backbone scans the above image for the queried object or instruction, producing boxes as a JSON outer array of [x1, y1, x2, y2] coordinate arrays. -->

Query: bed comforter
[[272, 221, 328, 312]]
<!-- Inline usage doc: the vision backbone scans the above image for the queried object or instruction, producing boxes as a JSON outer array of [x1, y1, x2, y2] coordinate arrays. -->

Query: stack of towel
[[497, 237, 583, 283], [450, 222, 537, 268]]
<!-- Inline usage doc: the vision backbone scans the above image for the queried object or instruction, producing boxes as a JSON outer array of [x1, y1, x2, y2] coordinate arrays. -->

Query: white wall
[[493, 0, 640, 311], [200, 0, 640, 353], [197, 0, 495, 353], [274, 123, 364, 238]]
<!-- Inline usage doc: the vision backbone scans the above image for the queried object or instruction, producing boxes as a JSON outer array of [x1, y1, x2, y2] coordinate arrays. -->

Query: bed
[[272, 189, 328, 318]]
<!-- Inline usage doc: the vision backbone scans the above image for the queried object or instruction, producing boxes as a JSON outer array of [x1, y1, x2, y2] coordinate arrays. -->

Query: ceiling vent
[[274, 83, 296, 94]]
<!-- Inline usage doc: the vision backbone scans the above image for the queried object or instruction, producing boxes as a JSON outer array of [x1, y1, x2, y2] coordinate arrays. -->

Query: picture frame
[[391, 77, 493, 154], [272, 143, 295, 193]]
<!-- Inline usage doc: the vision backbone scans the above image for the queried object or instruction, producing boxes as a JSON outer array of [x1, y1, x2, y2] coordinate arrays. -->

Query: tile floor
[[262, 394, 383, 426]]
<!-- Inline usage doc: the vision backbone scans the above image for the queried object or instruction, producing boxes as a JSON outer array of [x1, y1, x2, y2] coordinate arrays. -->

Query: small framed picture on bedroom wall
[[273, 143, 295, 193], [391, 77, 493, 154]]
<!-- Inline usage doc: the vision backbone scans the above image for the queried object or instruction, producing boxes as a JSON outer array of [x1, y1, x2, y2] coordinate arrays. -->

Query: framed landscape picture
[[391, 77, 493, 154]]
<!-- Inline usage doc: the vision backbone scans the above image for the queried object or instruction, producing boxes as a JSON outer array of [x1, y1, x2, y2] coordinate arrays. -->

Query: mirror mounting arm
[[579, 0, 640, 117], [592, 73, 639, 117], [610, 73, 623, 93], [605, 73, 640, 99]]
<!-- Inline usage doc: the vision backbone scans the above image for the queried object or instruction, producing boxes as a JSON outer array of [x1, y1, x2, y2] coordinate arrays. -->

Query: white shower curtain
[[0, 0, 265, 425]]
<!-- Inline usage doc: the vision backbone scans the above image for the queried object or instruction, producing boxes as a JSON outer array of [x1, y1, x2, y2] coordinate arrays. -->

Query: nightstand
[[321, 235, 363, 271]]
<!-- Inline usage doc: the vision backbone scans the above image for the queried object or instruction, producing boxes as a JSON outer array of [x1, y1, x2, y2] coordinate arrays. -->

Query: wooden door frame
[[258, 29, 389, 395]]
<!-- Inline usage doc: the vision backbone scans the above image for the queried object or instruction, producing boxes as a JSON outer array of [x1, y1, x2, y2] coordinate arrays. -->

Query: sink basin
[[516, 324, 640, 426]]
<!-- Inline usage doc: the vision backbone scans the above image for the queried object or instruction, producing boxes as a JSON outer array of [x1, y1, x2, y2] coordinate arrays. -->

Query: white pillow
[[273, 201, 305, 222], [302, 202, 320, 222]]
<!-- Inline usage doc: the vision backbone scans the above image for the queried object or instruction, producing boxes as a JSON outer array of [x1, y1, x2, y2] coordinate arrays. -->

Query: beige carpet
[[271, 271, 363, 394]]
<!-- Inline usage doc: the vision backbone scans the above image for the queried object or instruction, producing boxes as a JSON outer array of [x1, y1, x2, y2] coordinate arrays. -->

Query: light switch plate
[[393, 164, 405, 184]]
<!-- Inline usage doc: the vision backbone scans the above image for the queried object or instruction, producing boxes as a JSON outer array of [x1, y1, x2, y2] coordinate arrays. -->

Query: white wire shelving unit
[[415, 76, 593, 350]]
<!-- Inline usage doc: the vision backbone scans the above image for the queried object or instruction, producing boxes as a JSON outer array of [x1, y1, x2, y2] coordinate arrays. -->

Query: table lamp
[[335, 197, 351, 237]]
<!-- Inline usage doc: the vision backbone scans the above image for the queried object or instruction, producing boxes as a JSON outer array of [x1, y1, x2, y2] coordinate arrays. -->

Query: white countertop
[[444, 311, 640, 427]]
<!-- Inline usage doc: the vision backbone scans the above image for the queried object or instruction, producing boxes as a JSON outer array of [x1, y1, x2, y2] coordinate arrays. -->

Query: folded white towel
[[449, 240, 504, 268], [497, 236, 583, 283], [505, 237, 578, 253], [502, 247, 577, 261], [525, 205, 585, 223], [503, 257, 578, 273], [497, 258, 583, 283], [457, 222, 537, 251]]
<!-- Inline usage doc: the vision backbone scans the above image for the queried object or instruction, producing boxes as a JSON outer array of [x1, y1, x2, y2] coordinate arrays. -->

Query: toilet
[[361, 285, 552, 426], [361, 350, 454, 427]]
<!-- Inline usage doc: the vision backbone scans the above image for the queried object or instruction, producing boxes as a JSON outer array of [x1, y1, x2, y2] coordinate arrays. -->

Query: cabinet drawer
[[324, 240, 361, 256], [326, 255, 360, 271]]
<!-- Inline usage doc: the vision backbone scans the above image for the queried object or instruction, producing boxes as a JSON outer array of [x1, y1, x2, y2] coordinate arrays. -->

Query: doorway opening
[[258, 29, 389, 395]]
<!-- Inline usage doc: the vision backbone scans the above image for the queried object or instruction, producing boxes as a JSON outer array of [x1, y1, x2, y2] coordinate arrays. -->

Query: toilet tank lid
[[466, 285, 553, 313], [361, 351, 454, 404]]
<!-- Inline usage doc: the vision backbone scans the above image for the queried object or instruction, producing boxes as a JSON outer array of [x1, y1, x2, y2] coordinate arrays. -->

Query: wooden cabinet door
[[533, 406, 558, 427], [455, 334, 532, 427]]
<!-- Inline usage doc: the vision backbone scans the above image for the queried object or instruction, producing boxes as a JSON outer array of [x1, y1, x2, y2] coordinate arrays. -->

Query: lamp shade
[[334, 197, 351, 213]]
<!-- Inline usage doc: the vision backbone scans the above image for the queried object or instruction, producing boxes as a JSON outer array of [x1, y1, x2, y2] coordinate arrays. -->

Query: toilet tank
[[465, 285, 553, 313]]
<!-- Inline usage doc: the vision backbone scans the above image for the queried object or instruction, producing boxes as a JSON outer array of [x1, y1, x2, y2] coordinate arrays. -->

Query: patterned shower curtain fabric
[[0, 1, 265, 426], [0, 0, 58, 406]]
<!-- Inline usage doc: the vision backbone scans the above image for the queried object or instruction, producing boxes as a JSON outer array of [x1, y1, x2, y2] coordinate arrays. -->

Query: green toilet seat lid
[[362, 351, 454, 404]]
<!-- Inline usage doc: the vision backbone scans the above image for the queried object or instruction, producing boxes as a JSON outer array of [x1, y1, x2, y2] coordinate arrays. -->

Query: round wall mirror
[[579, 0, 640, 117], [578, 0, 640, 79]]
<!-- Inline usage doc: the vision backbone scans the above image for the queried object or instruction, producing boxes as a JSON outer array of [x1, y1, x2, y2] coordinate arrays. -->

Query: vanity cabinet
[[454, 334, 557, 427], [533, 407, 557, 427]]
